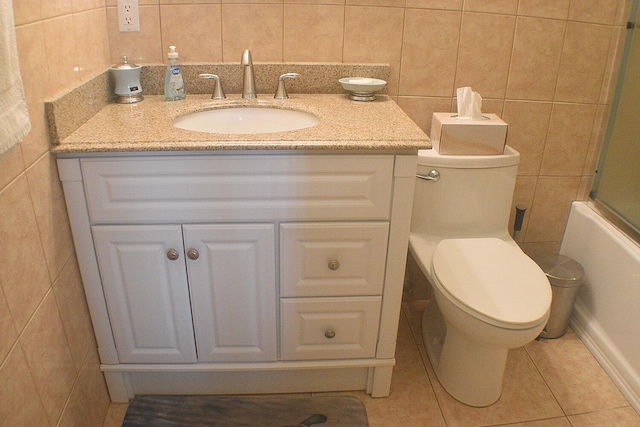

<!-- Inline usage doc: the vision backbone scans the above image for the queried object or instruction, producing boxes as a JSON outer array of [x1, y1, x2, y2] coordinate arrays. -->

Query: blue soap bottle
[[165, 46, 185, 101]]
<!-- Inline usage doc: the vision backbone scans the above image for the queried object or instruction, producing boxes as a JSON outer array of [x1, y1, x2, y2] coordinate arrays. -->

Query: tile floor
[[102, 298, 640, 427]]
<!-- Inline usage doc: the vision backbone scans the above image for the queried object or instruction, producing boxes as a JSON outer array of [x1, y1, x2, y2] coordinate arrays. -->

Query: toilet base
[[422, 304, 507, 407]]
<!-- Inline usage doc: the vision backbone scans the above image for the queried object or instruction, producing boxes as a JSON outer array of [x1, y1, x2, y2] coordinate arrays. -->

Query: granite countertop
[[52, 94, 430, 154]]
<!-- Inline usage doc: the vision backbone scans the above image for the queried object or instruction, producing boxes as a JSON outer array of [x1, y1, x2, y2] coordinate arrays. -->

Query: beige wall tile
[[13, 0, 43, 26], [517, 0, 570, 19], [526, 176, 580, 242], [0, 176, 51, 332], [222, 4, 283, 62], [0, 147, 24, 190], [347, 0, 403, 6], [15, 23, 53, 165], [502, 100, 552, 176], [405, 0, 461, 9], [20, 291, 78, 424], [455, 12, 516, 98], [578, 176, 593, 201], [43, 15, 82, 97], [0, 345, 50, 425], [399, 9, 461, 96], [53, 256, 95, 371], [59, 345, 110, 425], [583, 105, 607, 177], [42, 0, 73, 20], [506, 17, 565, 101], [284, 5, 344, 62], [463, 0, 518, 14], [555, 22, 612, 103], [344, 6, 403, 94], [26, 154, 75, 280], [0, 290, 18, 365], [107, 5, 163, 63], [74, 9, 112, 80], [540, 103, 597, 176], [600, 26, 626, 104], [568, 0, 619, 25], [72, 0, 106, 12], [160, 4, 223, 63], [397, 96, 452, 135]]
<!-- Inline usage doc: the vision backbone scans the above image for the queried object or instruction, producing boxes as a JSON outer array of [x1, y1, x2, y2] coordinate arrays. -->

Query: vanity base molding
[[103, 360, 394, 402]]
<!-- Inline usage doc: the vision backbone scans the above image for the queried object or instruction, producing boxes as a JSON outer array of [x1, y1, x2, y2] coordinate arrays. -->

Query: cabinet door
[[92, 225, 197, 364], [184, 224, 277, 362]]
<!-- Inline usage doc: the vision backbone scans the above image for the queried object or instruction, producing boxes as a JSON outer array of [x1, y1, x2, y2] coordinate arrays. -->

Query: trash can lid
[[532, 253, 584, 284]]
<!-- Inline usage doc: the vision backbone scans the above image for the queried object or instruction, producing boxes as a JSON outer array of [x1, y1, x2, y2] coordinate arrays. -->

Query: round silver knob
[[187, 248, 200, 260], [328, 260, 340, 271], [166, 249, 180, 261], [324, 329, 336, 339]]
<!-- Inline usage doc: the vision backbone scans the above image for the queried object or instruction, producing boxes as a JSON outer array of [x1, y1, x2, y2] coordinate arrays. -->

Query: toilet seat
[[431, 238, 551, 330]]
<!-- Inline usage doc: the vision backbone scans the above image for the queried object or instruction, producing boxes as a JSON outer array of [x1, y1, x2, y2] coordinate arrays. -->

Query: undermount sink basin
[[173, 107, 320, 134]]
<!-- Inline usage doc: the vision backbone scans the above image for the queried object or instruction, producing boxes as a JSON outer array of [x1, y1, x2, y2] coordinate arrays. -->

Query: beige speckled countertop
[[52, 94, 430, 154]]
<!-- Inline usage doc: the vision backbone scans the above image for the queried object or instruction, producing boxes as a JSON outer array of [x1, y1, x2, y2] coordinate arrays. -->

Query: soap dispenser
[[165, 46, 185, 101]]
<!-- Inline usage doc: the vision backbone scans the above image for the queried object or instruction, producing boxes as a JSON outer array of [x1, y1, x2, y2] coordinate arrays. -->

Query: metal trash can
[[533, 253, 584, 339]]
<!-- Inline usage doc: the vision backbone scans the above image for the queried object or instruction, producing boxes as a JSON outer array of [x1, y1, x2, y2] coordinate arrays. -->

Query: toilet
[[409, 146, 552, 407]]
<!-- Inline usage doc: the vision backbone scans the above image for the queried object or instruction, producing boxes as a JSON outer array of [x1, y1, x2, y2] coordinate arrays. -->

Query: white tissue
[[456, 87, 483, 120]]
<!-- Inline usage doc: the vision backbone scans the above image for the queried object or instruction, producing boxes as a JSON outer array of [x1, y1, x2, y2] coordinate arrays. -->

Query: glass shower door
[[592, 1, 640, 235]]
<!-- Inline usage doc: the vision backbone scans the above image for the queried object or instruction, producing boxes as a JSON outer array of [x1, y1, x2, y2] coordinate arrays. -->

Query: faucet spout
[[241, 49, 257, 99]]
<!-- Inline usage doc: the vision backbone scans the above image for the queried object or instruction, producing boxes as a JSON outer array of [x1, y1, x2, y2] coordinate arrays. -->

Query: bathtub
[[561, 201, 640, 413]]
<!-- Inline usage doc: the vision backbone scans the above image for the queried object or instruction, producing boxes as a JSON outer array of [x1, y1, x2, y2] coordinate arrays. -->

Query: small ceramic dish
[[339, 77, 387, 101]]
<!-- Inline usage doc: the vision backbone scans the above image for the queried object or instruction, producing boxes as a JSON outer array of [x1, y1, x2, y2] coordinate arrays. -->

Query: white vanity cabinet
[[57, 152, 417, 402]]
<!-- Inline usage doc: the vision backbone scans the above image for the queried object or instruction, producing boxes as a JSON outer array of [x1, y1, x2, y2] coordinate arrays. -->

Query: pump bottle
[[165, 46, 185, 101]]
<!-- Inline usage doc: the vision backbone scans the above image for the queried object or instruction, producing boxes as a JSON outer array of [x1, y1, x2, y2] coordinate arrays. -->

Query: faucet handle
[[199, 73, 226, 100], [274, 73, 300, 99]]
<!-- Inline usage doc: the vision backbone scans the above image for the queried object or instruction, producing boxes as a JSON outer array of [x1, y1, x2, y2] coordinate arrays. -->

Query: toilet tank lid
[[417, 146, 520, 169], [432, 238, 551, 327]]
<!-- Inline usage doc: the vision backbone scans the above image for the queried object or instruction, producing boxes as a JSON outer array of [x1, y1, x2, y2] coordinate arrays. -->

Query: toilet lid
[[432, 238, 551, 328]]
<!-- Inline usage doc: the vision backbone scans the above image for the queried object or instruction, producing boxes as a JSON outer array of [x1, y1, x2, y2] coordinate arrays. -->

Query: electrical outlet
[[118, 0, 140, 32]]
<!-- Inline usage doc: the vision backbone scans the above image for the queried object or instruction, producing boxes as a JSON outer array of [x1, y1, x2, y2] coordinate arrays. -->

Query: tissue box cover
[[430, 112, 507, 155]]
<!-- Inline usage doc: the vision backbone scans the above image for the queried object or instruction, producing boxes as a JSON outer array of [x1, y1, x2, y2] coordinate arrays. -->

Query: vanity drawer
[[280, 297, 381, 360], [280, 222, 389, 297], [80, 155, 394, 224]]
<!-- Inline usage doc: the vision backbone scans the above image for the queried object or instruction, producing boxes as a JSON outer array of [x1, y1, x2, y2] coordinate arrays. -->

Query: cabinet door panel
[[184, 224, 277, 362], [92, 225, 197, 363]]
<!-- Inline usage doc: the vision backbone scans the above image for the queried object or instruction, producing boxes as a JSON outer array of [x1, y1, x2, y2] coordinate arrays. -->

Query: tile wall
[[0, 0, 112, 425], [0, 0, 631, 424], [105, 0, 631, 255]]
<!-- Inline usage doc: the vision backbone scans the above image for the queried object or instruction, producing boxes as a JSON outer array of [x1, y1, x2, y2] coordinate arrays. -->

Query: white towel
[[0, 0, 31, 155]]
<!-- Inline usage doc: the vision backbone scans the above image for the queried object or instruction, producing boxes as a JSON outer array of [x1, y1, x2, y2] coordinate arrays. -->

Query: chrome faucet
[[241, 49, 257, 98]]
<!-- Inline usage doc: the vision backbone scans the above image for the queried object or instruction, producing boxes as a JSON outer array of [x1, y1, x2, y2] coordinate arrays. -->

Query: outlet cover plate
[[118, 0, 140, 32]]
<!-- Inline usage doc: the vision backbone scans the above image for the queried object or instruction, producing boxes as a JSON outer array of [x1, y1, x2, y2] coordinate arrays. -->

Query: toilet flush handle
[[416, 170, 440, 182]]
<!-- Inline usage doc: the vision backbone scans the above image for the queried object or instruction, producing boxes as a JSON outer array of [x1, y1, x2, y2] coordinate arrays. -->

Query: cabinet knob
[[328, 260, 340, 270], [324, 329, 336, 339], [187, 248, 200, 260], [166, 249, 180, 261]]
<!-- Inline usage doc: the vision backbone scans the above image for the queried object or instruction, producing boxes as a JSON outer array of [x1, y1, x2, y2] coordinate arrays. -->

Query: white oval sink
[[173, 107, 320, 134]]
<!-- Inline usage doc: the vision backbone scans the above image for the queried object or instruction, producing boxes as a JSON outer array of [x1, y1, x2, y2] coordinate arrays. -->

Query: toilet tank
[[411, 146, 520, 240]]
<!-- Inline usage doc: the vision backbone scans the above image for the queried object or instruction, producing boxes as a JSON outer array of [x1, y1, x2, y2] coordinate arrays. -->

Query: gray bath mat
[[122, 395, 369, 426]]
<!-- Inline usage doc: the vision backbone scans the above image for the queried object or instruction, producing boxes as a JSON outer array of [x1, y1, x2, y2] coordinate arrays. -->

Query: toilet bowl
[[409, 146, 552, 407]]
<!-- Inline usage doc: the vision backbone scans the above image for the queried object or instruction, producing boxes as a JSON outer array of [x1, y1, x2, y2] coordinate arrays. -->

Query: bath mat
[[122, 394, 368, 427]]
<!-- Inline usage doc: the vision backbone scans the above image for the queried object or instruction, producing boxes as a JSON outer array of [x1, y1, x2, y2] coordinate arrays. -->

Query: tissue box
[[430, 113, 508, 155]]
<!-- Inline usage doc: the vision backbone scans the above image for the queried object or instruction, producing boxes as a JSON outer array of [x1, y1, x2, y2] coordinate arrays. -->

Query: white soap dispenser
[[165, 46, 185, 101]]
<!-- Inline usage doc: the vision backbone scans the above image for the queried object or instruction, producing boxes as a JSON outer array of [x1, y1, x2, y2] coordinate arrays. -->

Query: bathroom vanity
[[53, 93, 429, 402]]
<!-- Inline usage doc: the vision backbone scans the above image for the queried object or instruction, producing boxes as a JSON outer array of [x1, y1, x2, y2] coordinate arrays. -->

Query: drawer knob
[[328, 260, 340, 271], [166, 249, 180, 261], [324, 329, 336, 339], [187, 248, 200, 260]]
